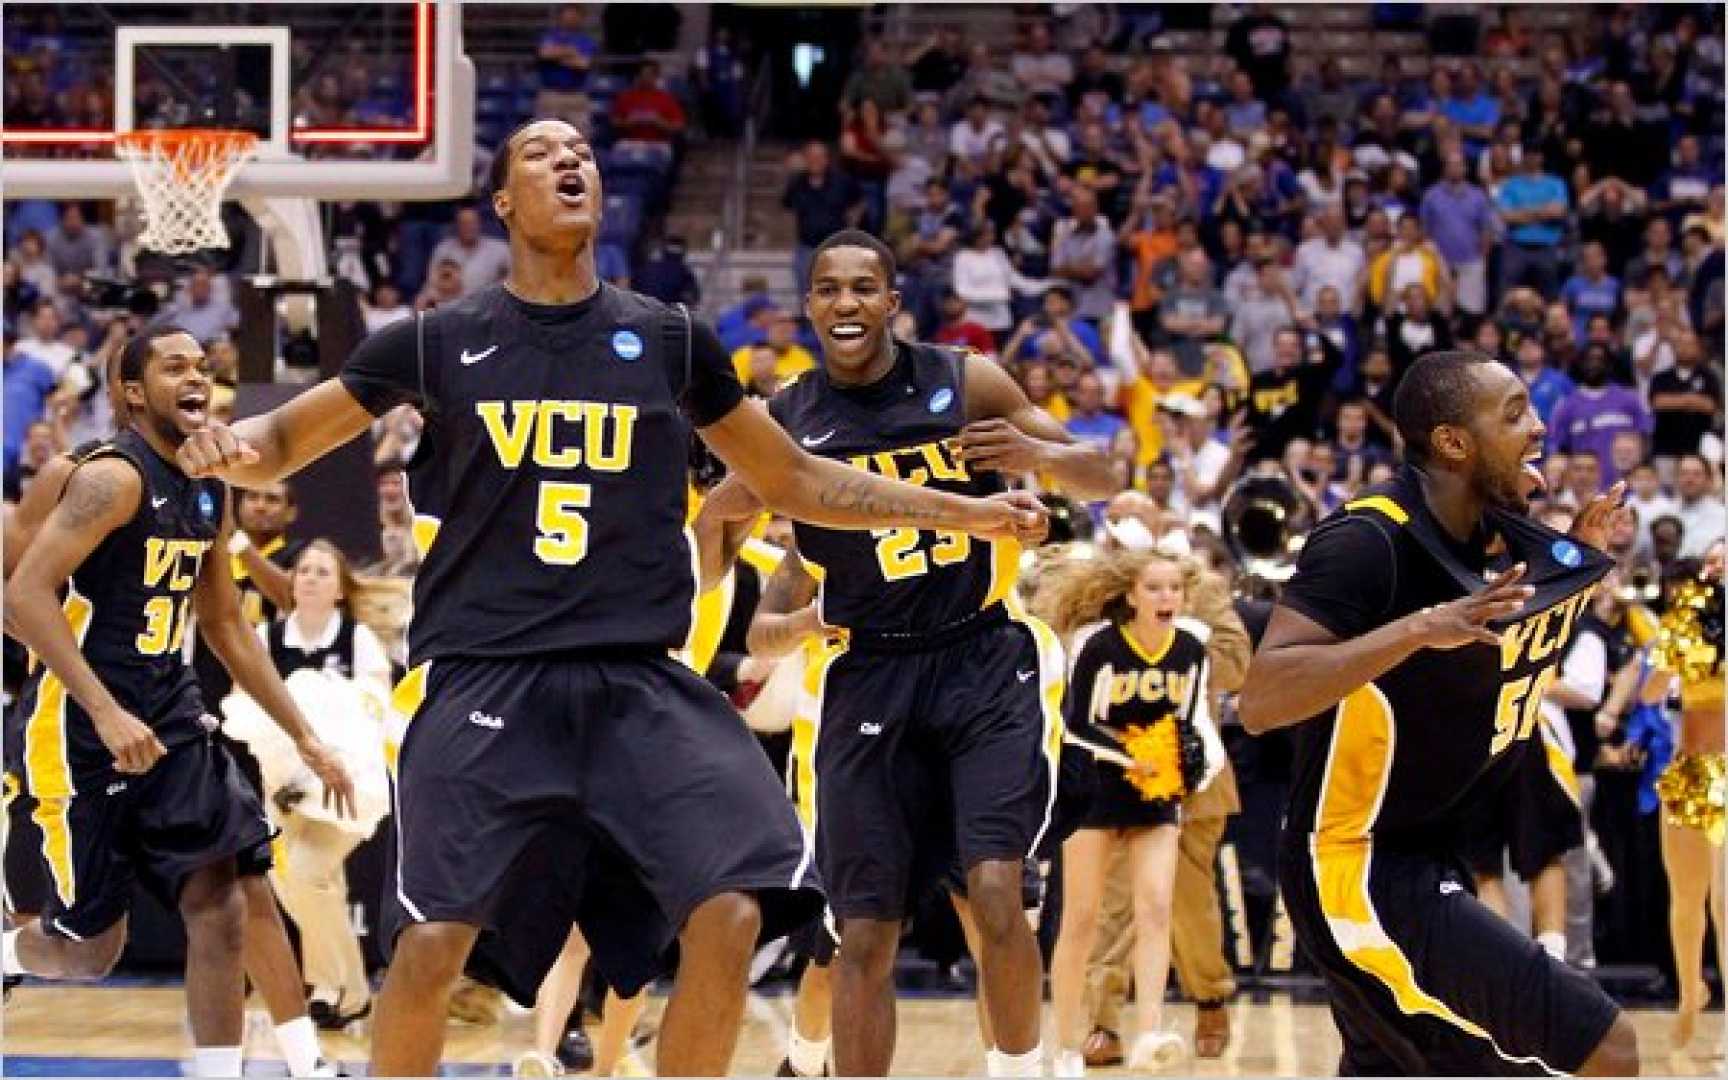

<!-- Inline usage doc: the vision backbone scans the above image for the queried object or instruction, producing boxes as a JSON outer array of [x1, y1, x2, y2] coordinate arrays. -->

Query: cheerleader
[[1640, 540, 1725, 1051], [1042, 549, 1225, 1075], [258, 540, 391, 1030]]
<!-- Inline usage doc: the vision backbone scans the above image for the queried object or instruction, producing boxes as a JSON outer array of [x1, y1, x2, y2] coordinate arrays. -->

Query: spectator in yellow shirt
[[729, 309, 815, 386]]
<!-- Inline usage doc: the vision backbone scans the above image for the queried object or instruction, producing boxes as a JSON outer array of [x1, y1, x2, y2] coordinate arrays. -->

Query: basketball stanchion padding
[[115, 128, 259, 254]]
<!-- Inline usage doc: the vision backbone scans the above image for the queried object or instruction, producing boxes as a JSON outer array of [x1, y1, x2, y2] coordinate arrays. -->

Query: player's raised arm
[[956, 351, 1123, 500], [176, 379, 375, 486], [701, 395, 1048, 545], [190, 493, 357, 818], [8, 458, 166, 774]]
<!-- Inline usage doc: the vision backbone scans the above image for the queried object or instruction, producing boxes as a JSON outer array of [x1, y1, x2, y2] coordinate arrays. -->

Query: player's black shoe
[[556, 1027, 594, 1073]]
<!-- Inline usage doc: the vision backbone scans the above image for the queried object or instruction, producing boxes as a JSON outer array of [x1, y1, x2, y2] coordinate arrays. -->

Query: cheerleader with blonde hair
[[1638, 540, 1726, 1051], [1041, 548, 1225, 1075]]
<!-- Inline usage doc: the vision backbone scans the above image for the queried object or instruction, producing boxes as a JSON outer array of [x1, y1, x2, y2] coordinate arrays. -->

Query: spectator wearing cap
[[1419, 150, 1496, 317], [1011, 22, 1074, 103], [932, 289, 996, 356], [842, 38, 913, 118], [1049, 188, 1116, 324], [1159, 249, 1228, 378], [427, 207, 511, 298], [1649, 331, 1723, 462], [1560, 242, 1622, 346], [1496, 146, 1569, 298], [729, 309, 814, 387], [783, 142, 863, 295]]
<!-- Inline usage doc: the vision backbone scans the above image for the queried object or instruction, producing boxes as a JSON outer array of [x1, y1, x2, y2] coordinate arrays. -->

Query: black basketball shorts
[[1459, 730, 1585, 882], [383, 651, 825, 1005], [1280, 837, 1619, 1075], [18, 730, 272, 941], [796, 607, 1065, 922]]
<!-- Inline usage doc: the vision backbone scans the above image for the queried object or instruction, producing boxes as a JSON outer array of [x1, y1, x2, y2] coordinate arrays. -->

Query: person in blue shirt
[[3, 334, 62, 480], [1497, 147, 1569, 299], [537, 5, 598, 93], [1064, 369, 1127, 448], [1510, 335, 1574, 428], [1560, 242, 1623, 346], [1440, 62, 1500, 156]]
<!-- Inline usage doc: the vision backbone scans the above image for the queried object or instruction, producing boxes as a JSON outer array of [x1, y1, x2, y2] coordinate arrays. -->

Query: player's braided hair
[[1392, 348, 1495, 466]]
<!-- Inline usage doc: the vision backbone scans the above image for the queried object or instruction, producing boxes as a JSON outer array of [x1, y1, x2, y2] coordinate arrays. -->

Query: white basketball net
[[115, 129, 258, 255]]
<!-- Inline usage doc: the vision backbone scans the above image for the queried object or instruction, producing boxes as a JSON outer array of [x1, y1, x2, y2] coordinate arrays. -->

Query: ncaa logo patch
[[1550, 539, 1582, 568], [197, 489, 217, 522], [927, 387, 954, 414], [611, 329, 644, 361]]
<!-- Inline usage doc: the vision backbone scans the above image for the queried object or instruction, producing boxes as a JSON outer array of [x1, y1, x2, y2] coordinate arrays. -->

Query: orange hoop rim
[[115, 128, 260, 154]]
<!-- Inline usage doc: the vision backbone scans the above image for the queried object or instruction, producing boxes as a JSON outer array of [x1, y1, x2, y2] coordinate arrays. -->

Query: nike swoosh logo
[[460, 345, 499, 366], [151, 496, 169, 509], [801, 430, 837, 447], [1017, 669, 1037, 682]]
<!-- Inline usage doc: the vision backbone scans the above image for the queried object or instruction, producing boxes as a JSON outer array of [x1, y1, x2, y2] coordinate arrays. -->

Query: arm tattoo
[[59, 462, 127, 531], [815, 474, 946, 524]]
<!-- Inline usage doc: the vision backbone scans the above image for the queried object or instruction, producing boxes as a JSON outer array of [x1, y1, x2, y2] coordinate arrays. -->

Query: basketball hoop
[[115, 128, 259, 254]]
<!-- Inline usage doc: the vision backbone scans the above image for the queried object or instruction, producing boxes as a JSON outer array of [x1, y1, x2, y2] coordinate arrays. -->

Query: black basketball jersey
[[1276, 465, 1614, 847], [769, 341, 1011, 638], [1067, 620, 1212, 794], [20, 429, 225, 761], [267, 615, 359, 681], [339, 283, 744, 664]]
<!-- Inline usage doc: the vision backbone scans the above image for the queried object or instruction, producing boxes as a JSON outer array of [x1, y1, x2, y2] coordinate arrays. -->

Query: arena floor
[[3, 982, 1722, 1076]]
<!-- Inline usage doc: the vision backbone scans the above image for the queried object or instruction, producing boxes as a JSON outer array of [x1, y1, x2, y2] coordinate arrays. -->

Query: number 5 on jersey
[[535, 481, 591, 565]]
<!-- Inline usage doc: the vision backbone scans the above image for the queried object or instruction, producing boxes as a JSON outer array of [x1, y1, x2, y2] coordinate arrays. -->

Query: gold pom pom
[[1121, 717, 1185, 803], [1655, 581, 1722, 685], [1656, 752, 1728, 846]]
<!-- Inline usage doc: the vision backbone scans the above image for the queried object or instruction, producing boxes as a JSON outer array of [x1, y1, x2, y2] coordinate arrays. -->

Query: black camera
[[82, 273, 163, 319]]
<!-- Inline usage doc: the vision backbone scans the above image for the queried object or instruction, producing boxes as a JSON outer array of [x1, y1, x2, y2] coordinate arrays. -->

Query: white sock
[[786, 1029, 830, 1077], [1052, 1047, 1085, 1078], [275, 1015, 324, 1077], [1536, 931, 1566, 961], [191, 1045, 244, 1077], [3, 928, 25, 976], [988, 1043, 1045, 1077]]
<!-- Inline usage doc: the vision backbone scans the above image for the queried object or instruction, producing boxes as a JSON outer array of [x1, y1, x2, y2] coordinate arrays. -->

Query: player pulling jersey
[[1272, 464, 1621, 1075]]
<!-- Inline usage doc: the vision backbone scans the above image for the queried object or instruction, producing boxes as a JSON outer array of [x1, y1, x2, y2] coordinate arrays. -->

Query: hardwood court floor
[[3, 984, 1723, 1076]]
